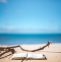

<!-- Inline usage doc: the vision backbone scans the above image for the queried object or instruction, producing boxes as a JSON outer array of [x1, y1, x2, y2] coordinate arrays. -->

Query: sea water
[[0, 33, 61, 45]]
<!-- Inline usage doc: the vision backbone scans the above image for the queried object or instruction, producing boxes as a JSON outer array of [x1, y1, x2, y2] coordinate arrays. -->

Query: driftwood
[[19, 41, 51, 52], [0, 45, 20, 58], [0, 42, 50, 52], [0, 45, 20, 52], [0, 42, 50, 59], [0, 42, 51, 53], [0, 41, 51, 59]]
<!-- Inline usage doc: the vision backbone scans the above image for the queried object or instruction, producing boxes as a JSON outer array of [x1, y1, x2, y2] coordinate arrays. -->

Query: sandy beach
[[0, 43, 61, 62]]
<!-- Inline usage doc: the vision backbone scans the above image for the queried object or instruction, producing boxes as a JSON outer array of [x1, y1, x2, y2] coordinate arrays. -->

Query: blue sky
[[0, 0, 61, 33]]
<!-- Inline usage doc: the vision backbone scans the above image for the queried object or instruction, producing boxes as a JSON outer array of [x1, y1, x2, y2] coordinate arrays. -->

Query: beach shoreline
[[0, 43, 61, 62]]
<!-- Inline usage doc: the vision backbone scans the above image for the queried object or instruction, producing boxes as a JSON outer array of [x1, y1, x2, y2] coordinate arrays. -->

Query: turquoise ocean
[[0, 33, 61, 45]]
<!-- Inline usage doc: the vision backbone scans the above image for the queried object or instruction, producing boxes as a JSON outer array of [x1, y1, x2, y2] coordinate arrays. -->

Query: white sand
[[0, 43, 61, 62]]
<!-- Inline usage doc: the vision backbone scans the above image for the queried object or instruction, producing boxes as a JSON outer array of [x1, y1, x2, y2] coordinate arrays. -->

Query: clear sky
[[0, 0, 61, 33]]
